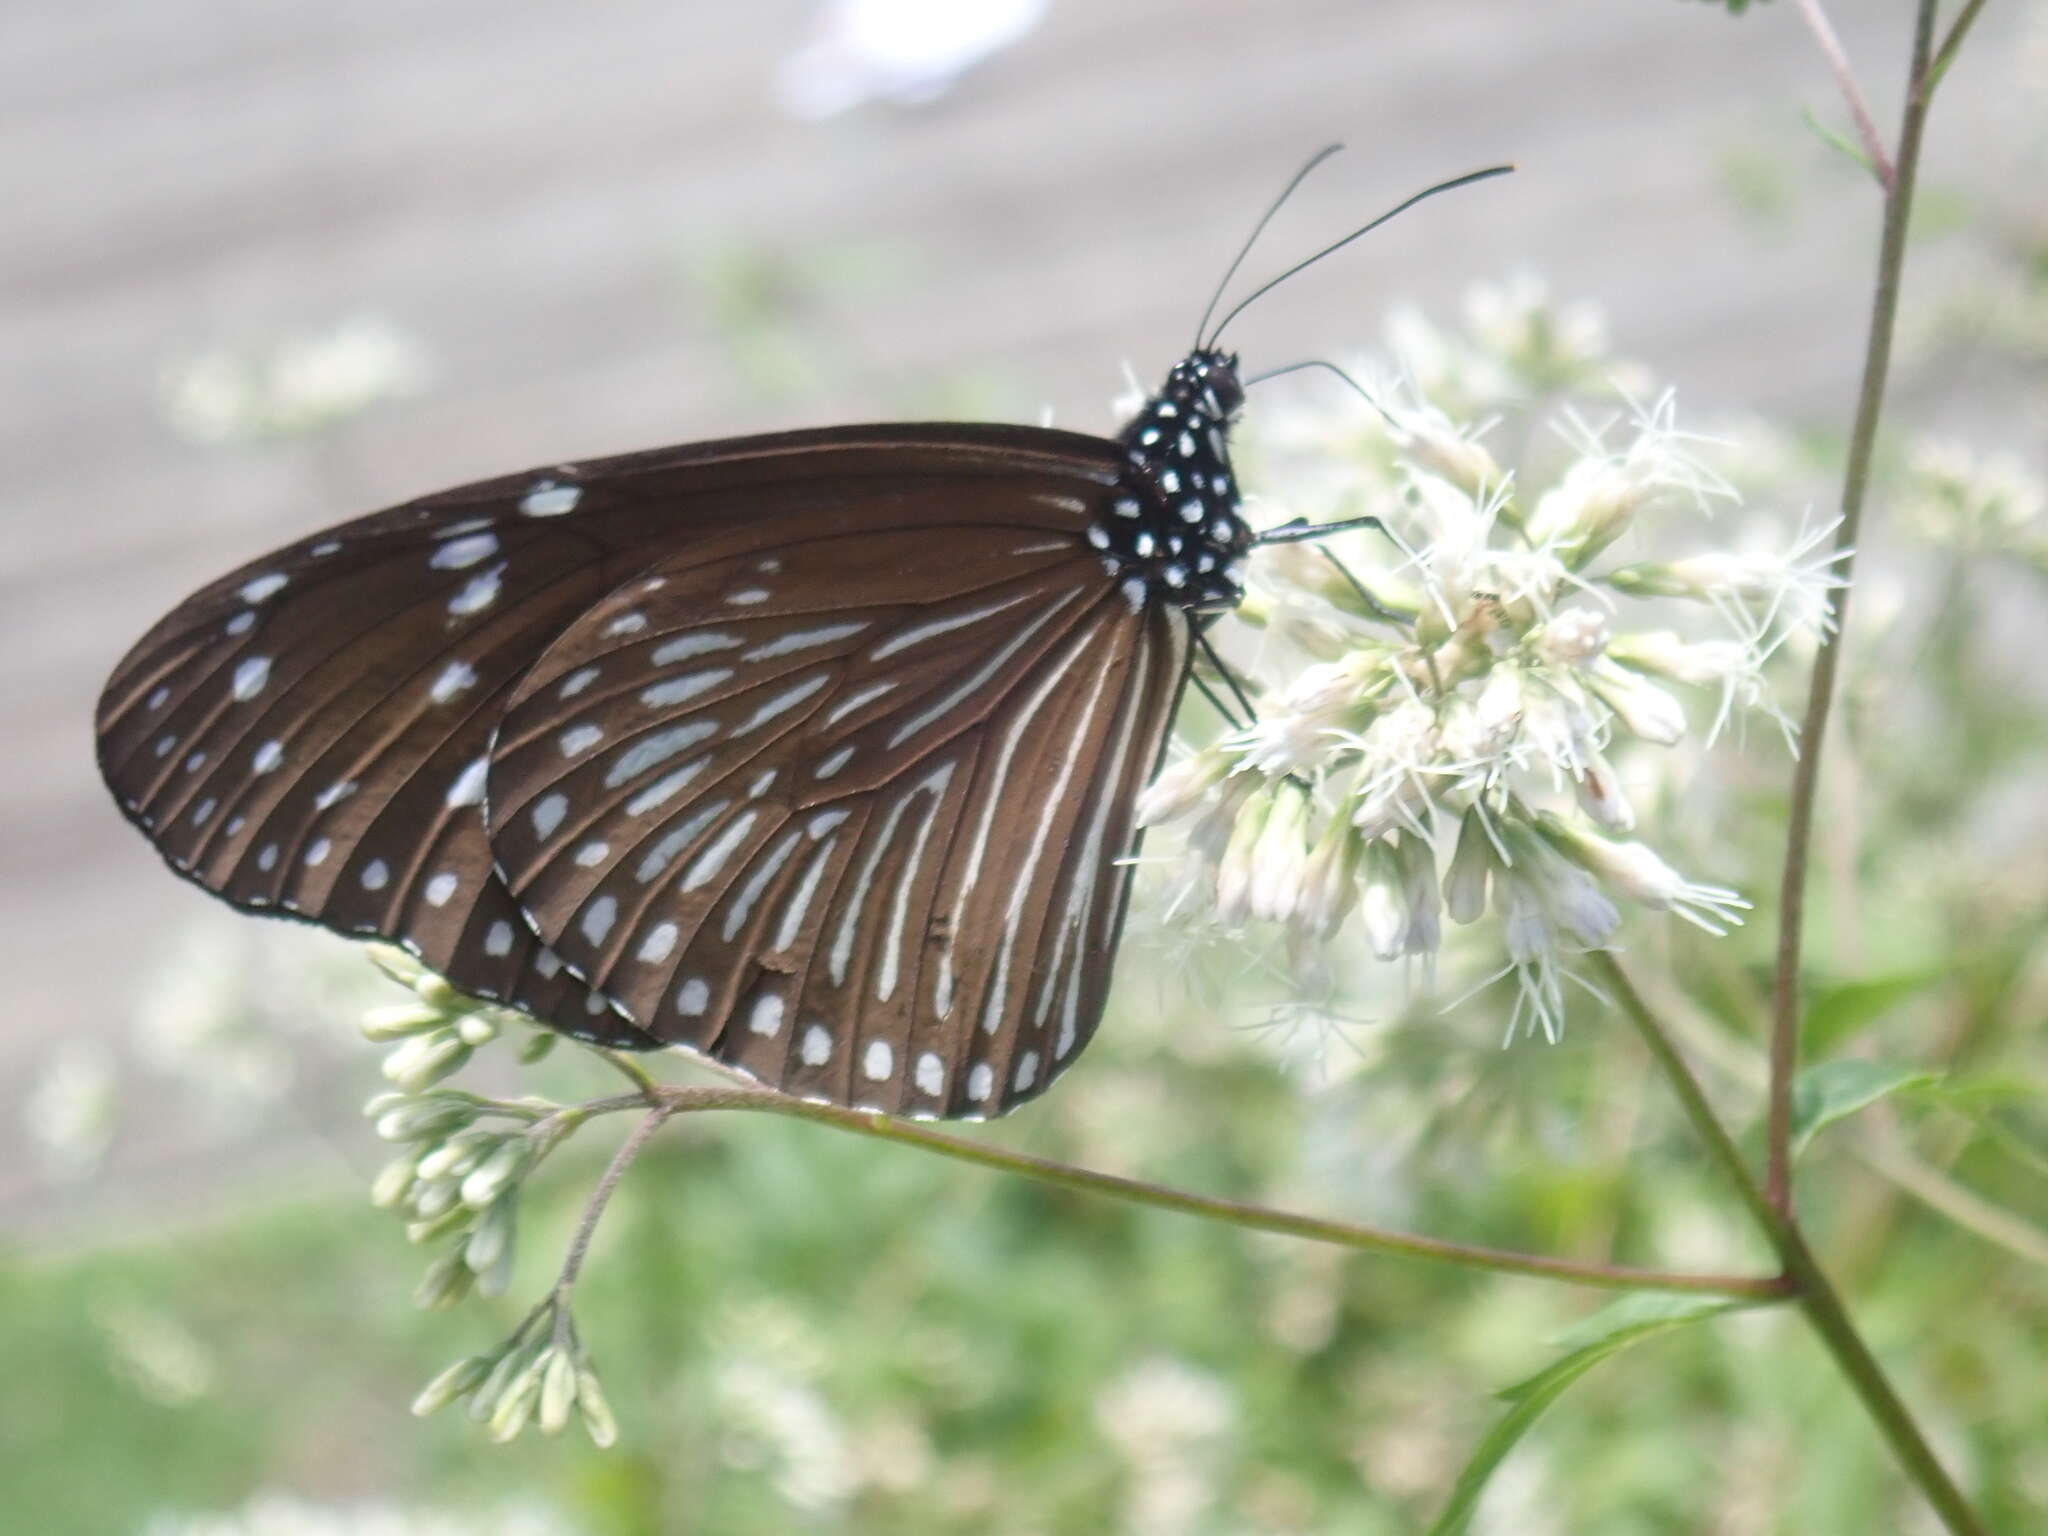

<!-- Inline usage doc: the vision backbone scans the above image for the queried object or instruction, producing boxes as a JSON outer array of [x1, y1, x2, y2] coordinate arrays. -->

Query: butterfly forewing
[[483, 499, 1187, 1114]]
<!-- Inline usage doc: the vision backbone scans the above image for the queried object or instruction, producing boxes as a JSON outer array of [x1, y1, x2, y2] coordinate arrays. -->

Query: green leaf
[[1800, 106, 1882, 185], [1424, 1294, 1748, 1535], [1791, 1060, 1940, 1155], [1804, 966, 1947, 1052]]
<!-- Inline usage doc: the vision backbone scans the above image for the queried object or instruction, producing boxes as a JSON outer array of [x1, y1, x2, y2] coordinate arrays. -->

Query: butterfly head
[[1095, 350, 1251, 615]]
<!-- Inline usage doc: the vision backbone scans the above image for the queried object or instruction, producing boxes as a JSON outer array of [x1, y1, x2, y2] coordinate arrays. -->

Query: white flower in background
[[1094, 1355, 1235, 1536], [1139, 281, 1831, 1044], [141, 1493, 574, 1536], [25, 1041, 116, 1180], [1901, 435, 2048, 564], [772, 0, 1046, 119], [161, 315, 430, 443]]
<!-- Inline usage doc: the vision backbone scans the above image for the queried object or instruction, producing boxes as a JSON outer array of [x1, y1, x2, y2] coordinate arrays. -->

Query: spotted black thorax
[[1087, 348, 1251, 614]]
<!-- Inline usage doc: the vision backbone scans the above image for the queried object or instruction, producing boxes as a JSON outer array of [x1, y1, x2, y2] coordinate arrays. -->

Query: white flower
[[1540, 816, 1751, 935], [1585, 657, 1688, 745]]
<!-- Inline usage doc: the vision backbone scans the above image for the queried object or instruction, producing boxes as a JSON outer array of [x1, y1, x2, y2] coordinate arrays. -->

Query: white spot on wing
[[531, 792, 568, 839], [430, 533, 499, 570], [252, 740, 284, 774], [559, 722, 604, 756], [521, 481, 581, 516], [581, 895, 617, 946], [749, 994, 785, 1038], [231, 656, 272, 701], [726, 587, 771, 606], [800, 1024, 832, 1066], [361, 859, 390, 891], [239, 572, 287, 603], [731, 673, 829, 735], [967, 1062, 993, 1102], [485, 921, 514, 956], [424, 871, 459, 906], [637, 922, 678, 963], [915, 1052, 944, 1096], [862, 1041, 893, 1082], [676, 977, 710, 1015], [431, 660, 477, 703], [557, 666, 600, 699], [448, 563, 506, 616], [446, 757, 488, 808]]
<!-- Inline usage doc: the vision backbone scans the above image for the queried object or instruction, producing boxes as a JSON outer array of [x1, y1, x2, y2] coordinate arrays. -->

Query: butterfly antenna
[[1205, 164, 1516, 348], [1192, 144, 1346, 352], [1243, 358, 1400, 430]]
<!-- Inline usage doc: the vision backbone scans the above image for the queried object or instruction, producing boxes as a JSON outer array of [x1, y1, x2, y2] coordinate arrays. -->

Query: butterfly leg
[[1192, 621, 1257, 729]]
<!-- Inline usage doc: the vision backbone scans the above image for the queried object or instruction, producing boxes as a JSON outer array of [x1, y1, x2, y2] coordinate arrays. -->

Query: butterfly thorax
[[1090, 348, 1251, 615]]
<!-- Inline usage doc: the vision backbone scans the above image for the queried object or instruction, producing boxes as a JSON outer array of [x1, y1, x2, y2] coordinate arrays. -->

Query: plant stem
[[1792, 0, 1894, 187], [1598, 955, 1986, 1536], [1767, 0, 1939, 1218], [1927, 0, 1990, 95], [554, 1105, 672, 1295], [617, 1082, 1784, 1299]]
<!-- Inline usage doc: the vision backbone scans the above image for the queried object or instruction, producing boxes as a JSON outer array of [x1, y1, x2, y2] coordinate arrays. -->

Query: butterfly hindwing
[[484, 499, 1190, 1114]]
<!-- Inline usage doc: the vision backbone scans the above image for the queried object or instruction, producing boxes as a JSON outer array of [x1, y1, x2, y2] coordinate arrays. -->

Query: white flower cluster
[[1138, 282, 1847, 1042]]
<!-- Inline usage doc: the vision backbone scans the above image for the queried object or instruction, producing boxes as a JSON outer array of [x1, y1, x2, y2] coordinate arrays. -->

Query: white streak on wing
[[828, 768, 941, 987], [870, 591, 1033, 660], [773, 838, 838, 952], [1011, 539, 1076, 554], [885, 590, 1078, 749], [977, 624, 1120, 1038], [824, 679, 897, 726], [933, 615, 1099, 1026], [1038, 626, 1151, 1052], [650, 632, 741, 665], [731, 672, 829, 736], [721, 828, 803, 942], [624, 757, 708, 816], [679, 809, 758, 892], [874, 761, 957, 1002], [634, 800, 728, 883], [813, 745, 855, 779], [742, 621, 867, 661], [638, 669, 731, 708], [604, 721, 718, 788]]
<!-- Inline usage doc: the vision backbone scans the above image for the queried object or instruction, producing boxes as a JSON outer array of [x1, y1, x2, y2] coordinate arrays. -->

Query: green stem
[[1767, 0, 1940, 1218], [1598, 955, 1985, 1535], [1926, 0, 1989, 96], [618, 1082, 1785, 1299]]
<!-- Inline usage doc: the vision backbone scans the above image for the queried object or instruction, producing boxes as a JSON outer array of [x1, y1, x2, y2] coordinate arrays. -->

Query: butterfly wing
[[484, 476, 1189, 1116], [95, 424, 1165, 1068]]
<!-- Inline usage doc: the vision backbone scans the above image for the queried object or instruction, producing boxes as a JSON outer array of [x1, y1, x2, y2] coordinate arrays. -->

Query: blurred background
[[5, 2, 2046, 1532]]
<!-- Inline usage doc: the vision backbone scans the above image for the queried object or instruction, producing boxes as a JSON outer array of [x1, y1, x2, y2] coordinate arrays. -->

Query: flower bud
[[1586, 659, 1686, 745], [1572, 750, 1635, 833], [414, 1249, 476, 1310], [461, 1139, 530, 1210], [371, 1156, 418, 1209], [412, 1354, 490, 1417], [361, 1002, 449, 1042], [1247, 783, 1311, 924], [539, 1348, 580, 1436], [1213, 784, 1277, 927], [1136, 746, 1233, 826], [1527, 458, 1640, 568], [577, 1365, 619, 1449], [1294, 814, 1363, 938], [382, 1030, 473, 1093], [1444, 808, 1496, 924]]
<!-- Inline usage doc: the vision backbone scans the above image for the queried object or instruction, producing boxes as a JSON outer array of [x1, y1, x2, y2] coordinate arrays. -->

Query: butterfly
[[96, 157, 1509, 1119]]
